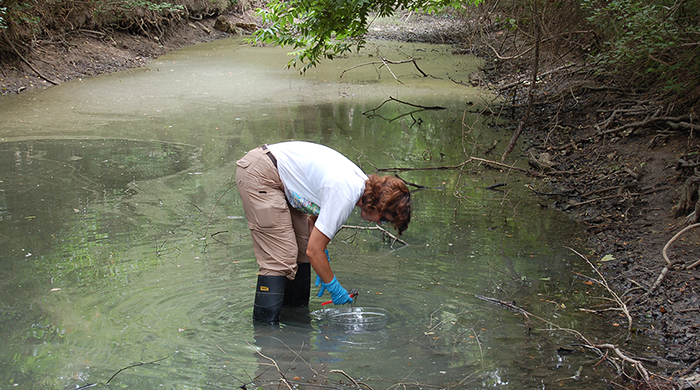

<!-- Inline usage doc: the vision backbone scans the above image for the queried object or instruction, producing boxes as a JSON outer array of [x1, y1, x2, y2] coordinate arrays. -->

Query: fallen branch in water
[[203, 177, 237, 240], [363, 96, 445, 117], [394, 174, 429, 190], [330, 369, 370, 390], [475, 293, 651, 384], [340, 57, 428, 82], [566, 247, 633, 332], [375, 156, 536, 175], [474, 295, 532, 331], [485, 183, 507, 191], [107, 356, 171, 384], [341, 224, 409, 247], [243, 339, 294, 390], [592, 344, 650, 382], [75, 356, 171, 389]]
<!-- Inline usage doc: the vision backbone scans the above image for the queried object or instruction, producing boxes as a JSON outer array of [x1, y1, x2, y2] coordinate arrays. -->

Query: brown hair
[[359, 174, 411, 235]]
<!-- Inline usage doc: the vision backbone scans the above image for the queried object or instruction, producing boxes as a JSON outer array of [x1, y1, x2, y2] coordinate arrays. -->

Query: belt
[[261, 144, 277, 168]]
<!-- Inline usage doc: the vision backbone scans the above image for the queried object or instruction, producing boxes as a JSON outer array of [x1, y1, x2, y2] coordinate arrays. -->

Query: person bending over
[[235, 141, 411, 324]]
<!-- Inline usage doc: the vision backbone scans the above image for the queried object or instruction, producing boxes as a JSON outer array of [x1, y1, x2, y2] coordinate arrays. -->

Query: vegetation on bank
[[0, 0, 234, 54], [250, 0, 699, 112]]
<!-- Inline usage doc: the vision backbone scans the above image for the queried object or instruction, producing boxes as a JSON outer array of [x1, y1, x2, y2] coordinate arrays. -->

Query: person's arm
[[307, 226, 353, 304], [307, 227, 332, 283], [308, 215, 318, 238]]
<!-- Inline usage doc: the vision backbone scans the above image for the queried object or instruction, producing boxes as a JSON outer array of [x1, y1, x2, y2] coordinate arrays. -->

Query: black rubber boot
[[253, 275, 287, 324], [283, 263, 311, 307]]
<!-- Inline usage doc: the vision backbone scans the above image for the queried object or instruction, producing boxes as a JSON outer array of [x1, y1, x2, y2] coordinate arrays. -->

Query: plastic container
[[325, 307, 389, 333]]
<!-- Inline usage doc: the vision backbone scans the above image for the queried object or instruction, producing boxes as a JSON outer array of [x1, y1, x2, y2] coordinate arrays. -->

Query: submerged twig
[[474, 291, 650, 383], [330, 369, 367, 390], [566, 246, 633, 332], [475, 295, 532, 331], [375, 156, 533, 175], [394, 174, 429, 189], [107, 356, 171, 384], [243, 339, 294, 390], [203, 178, 237, 240], [341, 224, 409, 247]]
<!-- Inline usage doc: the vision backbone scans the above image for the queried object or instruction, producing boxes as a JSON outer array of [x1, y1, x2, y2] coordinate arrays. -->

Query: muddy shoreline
[[1, 11, 698, 388]]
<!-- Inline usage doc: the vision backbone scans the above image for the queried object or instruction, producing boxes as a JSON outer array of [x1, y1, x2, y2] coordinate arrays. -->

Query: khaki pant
[[236, 146, 310, 279]]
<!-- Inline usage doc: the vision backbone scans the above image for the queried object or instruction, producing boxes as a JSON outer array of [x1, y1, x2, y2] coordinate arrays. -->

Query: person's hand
[[317, 276, 353, 305], [315, 249, 331, 287]]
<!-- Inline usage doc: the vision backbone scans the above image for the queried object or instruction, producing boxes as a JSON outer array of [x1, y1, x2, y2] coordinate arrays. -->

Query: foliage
[[249, 0, 483, 72], [126, 0, 185, 12], [582, 0, 700, 106], [0, 0, 221, 41], [0, 7, 7, 29]]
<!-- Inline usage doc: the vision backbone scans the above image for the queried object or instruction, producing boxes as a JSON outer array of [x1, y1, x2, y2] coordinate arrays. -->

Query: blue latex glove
[[315, 249, 331, 287], [317, 276, 353, 305]]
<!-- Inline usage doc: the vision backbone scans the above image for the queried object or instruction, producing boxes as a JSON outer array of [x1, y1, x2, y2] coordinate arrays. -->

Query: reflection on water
[[0, 138, 200, 192], [0, 38, 649, 389]]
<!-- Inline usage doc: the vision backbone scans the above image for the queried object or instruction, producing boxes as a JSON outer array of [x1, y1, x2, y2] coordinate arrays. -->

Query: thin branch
[[244, 339, 293, 390], [2, 30, 60, 85], [363, 96, 446, 117], [564, 186, 669, 208], [502, 17, 539, 162], [650, 222, 700, 292], [203, 178, 237, 239], [341, 224, 409, 246], [375, 156, 534, 175], [566, 247, 633, 332], [330, 369, 365, 390], [106, 356, 171, 384], [600, 115, 697, 136], [594, 344, 650, 381], [379, 56, 402, 84], [476, 292, 651, 383], [664, 222, 700, 268], [339, 57, 428, 81]]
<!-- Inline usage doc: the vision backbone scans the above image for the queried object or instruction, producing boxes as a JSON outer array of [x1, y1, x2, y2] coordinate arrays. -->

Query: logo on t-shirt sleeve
[[289, 190, 320, 215]]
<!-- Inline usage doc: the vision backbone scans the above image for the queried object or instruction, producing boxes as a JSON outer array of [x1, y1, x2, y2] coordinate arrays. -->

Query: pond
[[0, 37, 647, 389]]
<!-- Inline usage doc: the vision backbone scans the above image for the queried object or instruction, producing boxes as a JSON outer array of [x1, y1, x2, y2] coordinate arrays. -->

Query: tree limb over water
[[340, 57, 429, 83], [363, 96, 445, 117], [374, 156, 536, 176], [341, 224, 409, 247]]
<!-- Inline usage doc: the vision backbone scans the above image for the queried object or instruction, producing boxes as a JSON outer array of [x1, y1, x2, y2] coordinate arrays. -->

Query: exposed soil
[[0, 15, 247, 93], [1, 9, 698, 389], [525, 90, 700, 370]]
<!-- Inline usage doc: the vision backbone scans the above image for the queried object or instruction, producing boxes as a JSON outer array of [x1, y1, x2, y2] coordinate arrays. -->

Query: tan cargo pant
[[235, 145, 310, 279]]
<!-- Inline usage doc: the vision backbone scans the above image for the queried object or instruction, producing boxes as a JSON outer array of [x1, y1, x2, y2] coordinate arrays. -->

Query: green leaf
[[600, 254, 616, 262]]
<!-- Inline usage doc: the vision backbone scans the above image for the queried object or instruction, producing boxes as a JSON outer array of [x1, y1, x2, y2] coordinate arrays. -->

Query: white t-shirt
[[267, 141, 368, 239]]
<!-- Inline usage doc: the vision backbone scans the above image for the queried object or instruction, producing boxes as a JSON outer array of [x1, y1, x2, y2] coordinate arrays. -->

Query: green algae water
[[0, 37, 650, 389]]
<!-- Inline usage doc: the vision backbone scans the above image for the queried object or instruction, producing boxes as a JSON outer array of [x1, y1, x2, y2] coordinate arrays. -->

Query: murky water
[[0, 38, 647, 389]]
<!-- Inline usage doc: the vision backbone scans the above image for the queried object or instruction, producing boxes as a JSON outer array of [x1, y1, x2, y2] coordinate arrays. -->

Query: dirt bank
[[524, 89, 700, 373], [0, 14, 253, 94], [1, 9, 698, 389]]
